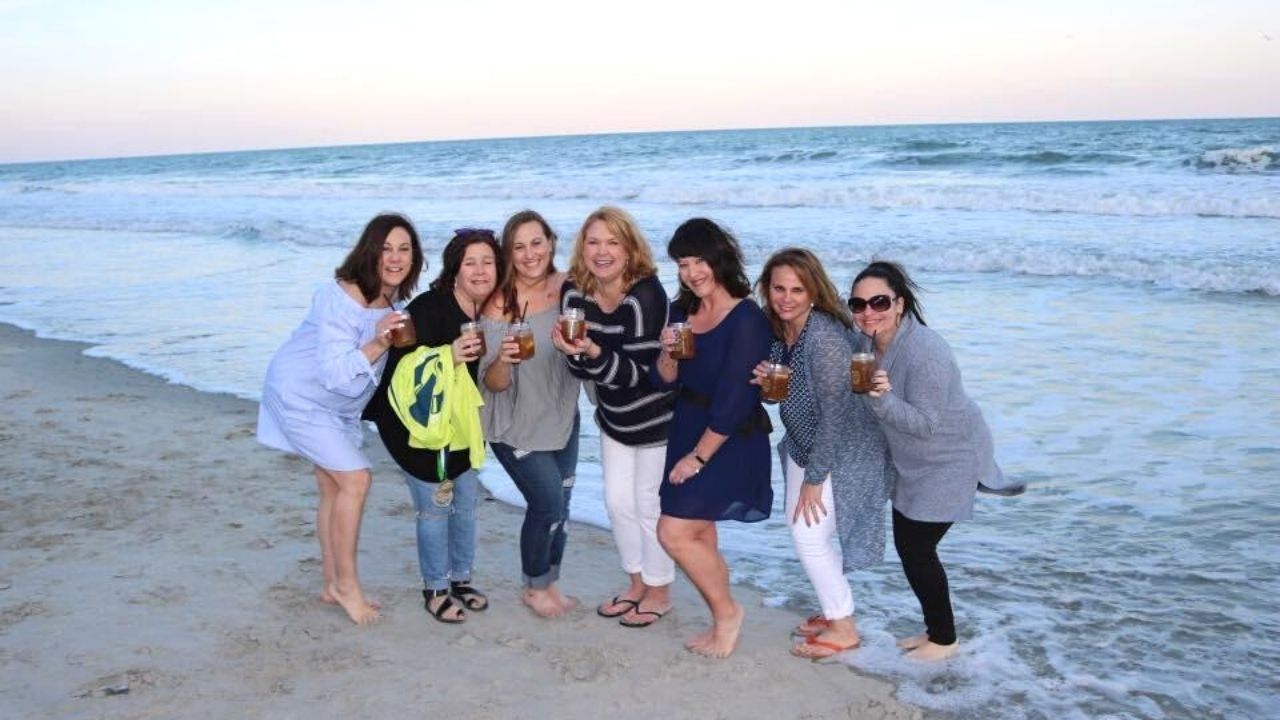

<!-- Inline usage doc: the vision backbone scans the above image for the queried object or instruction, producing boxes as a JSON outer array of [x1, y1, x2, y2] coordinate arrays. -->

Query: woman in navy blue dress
[[652, 218, 772, 658]]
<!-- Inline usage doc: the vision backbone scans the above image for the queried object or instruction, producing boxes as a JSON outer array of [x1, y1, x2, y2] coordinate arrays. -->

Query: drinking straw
[[521, 300, 529, 322]]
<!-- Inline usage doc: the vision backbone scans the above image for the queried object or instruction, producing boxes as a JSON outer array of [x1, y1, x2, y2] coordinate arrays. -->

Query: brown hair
[[568, 206, 657, 296], [334, 213, 424, 303], [495, 210, 558, 320], [755, 247, 852, 340]]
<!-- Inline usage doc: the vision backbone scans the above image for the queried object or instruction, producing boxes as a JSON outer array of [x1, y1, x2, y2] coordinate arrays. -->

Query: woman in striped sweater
[[552, 206, 676, 628]]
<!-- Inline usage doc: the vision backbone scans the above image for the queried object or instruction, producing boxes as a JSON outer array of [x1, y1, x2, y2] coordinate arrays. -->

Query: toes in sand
[[523, 589, 567, 618], [327, 582, 380, 625]]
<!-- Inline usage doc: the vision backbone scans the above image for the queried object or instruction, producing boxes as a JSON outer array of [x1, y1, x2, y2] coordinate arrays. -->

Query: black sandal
[[450, 581, 489, 612], [423, 588, 466, 624]]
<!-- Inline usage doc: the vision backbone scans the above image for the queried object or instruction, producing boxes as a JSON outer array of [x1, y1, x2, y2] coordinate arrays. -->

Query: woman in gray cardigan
[[853, 261, 1022, 662], [752, 249, 892, 660]]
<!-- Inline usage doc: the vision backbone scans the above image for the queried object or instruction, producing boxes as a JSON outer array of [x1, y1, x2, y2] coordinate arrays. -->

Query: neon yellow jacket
[[387, 345, 485, 472]]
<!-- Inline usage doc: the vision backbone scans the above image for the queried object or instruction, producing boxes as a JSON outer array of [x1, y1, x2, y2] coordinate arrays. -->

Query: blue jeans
[[404, 469, 479, 592], [490, 414, 580, 589]]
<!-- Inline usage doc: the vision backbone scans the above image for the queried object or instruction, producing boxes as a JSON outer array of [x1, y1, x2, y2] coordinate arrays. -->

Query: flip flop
[[792, 614, 830, 636], [596, 595, 639, 618], [619, 608, 669, 628], [791, 635, 860, 661]]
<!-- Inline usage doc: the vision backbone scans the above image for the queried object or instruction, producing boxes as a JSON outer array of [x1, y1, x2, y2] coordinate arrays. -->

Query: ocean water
[[2, 118, 1278, 719]]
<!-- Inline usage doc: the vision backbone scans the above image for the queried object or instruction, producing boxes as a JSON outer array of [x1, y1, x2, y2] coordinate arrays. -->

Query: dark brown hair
[[334, 213, 424, 303], [429, 228, 503, 297], [668, 218, 751, 314], [852, 261, 927, 326]]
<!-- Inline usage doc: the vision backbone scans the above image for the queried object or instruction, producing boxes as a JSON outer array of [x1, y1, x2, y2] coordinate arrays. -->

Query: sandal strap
[[449, 581, 489, 610], [424, 589, 464, 621]]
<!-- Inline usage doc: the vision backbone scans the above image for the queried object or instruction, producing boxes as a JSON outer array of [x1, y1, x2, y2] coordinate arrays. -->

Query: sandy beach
[[0, 323, 918, 720]]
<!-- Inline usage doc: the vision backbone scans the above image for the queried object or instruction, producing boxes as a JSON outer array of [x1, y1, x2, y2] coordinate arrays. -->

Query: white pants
[[785, 456, 855, 619], [601, 434, 675, 586]]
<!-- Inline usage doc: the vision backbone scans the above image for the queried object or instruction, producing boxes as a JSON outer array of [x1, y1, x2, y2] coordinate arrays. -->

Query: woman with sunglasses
[[551, 207, 676, 628], [851, 261, 1022, 661], [363, 228, 500, 624], [751, 248, 892, 660], [257, 213, 424, 626], [652, 218, 773, 658], [480, 210, 582, 618]]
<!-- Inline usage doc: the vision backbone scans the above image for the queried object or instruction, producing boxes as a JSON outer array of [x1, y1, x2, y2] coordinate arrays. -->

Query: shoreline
[[0, 322, 919, 719]]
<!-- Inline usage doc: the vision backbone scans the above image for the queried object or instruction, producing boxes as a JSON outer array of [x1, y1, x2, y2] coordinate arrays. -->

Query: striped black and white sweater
[[560, 274, 673, 447]]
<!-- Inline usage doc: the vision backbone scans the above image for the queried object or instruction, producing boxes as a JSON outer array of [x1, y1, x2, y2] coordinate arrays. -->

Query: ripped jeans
[[490, 415, 580, 589], [404, 469, 479, 592]]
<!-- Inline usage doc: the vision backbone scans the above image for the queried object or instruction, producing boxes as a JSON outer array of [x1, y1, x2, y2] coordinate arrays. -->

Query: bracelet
[[692, 453, 708, 466]]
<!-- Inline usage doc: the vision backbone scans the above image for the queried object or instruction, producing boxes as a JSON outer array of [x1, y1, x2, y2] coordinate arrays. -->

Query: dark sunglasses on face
[[848, 294, 894, 314]]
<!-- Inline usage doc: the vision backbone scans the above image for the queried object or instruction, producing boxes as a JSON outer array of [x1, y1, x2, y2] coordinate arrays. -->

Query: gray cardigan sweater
[[776, 311, 892, 570], [866, 315, 1019, 523]]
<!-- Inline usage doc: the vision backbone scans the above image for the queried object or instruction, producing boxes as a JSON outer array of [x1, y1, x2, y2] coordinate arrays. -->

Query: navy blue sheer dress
[[653, 299, 773, 523]]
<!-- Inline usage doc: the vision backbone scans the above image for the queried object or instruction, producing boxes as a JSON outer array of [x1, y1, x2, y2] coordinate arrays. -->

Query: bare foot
[[694, 602, 744, 659], [896, 632, 928, 650], [906, 640, 959, 662], [523, 589, 566, 618], [684, 627, 715, 652], [547, 585, 579, 613], [327, 582, 380, 626], [321, 591, 381, 611]]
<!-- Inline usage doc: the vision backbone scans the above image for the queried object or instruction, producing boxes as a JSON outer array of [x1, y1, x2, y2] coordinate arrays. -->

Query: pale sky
[[1, 0, 1277, 163]]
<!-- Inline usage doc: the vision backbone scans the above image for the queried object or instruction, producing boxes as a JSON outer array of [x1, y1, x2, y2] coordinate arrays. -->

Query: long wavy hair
[[755, 247, 852, 340], [568, 206, 657, 297], [495, 210, 558, 320], [667, 218, 751, 314], [334, 213, 424, 303]]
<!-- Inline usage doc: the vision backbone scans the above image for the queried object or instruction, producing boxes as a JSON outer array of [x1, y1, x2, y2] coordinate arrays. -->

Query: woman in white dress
[[257, 213, 424, 625]]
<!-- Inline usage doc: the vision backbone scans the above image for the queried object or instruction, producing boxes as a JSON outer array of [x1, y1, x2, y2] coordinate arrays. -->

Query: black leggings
[[892, 508, 956, 646]]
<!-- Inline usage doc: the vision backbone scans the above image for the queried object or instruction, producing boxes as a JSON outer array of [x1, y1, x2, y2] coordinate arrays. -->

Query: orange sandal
[[791, 634, 860, 660], [792, 614, 831, 636]]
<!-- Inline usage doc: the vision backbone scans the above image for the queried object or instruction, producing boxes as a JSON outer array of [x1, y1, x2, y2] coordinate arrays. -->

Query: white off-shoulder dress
[[257, 280, 397, 471]]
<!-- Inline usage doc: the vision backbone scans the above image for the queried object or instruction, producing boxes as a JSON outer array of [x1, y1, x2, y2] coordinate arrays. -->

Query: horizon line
[[3, 113, 1278, 168]]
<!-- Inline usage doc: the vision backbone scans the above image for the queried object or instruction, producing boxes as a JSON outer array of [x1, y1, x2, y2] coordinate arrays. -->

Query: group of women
[[256, 207, 1021, 661]]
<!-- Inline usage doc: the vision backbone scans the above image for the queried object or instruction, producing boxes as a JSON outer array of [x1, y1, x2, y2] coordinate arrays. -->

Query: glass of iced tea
[[389, 310, 417, 348], [760, 362, 792, 402], [849, 352, 877, 393], [510, 320, 535, 360], [459, 320, 485, 358], [668, 321, 695, 360], [559, 308, 586, 343]]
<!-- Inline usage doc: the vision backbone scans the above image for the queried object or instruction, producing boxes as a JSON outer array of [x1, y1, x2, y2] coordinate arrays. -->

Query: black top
[[363, 286, 480, 482], [561, 274, 673, 447]]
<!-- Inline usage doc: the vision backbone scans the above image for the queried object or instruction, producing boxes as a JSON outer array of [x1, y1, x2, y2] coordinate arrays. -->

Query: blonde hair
[[568, 206, 657, 296], [755, 247, 853, 339]]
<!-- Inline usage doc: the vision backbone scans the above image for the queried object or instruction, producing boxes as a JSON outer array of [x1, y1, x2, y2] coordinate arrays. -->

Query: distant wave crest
[[878, 150, 1138, 169], [848, 243, 1280, 297], [742, 149, 839, 163], [1191, 146, 1277, 173]]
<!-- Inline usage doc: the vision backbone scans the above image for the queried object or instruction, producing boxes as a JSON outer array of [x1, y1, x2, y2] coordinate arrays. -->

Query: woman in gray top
[[752, 248, 892, 661], [853, 261, 1023, 661], [481, 210, 581, 619]]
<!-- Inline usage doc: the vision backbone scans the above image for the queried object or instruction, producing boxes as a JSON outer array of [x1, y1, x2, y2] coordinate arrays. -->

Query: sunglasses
[[454, 227, 496, 239], [848, 294, 894, 314]]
